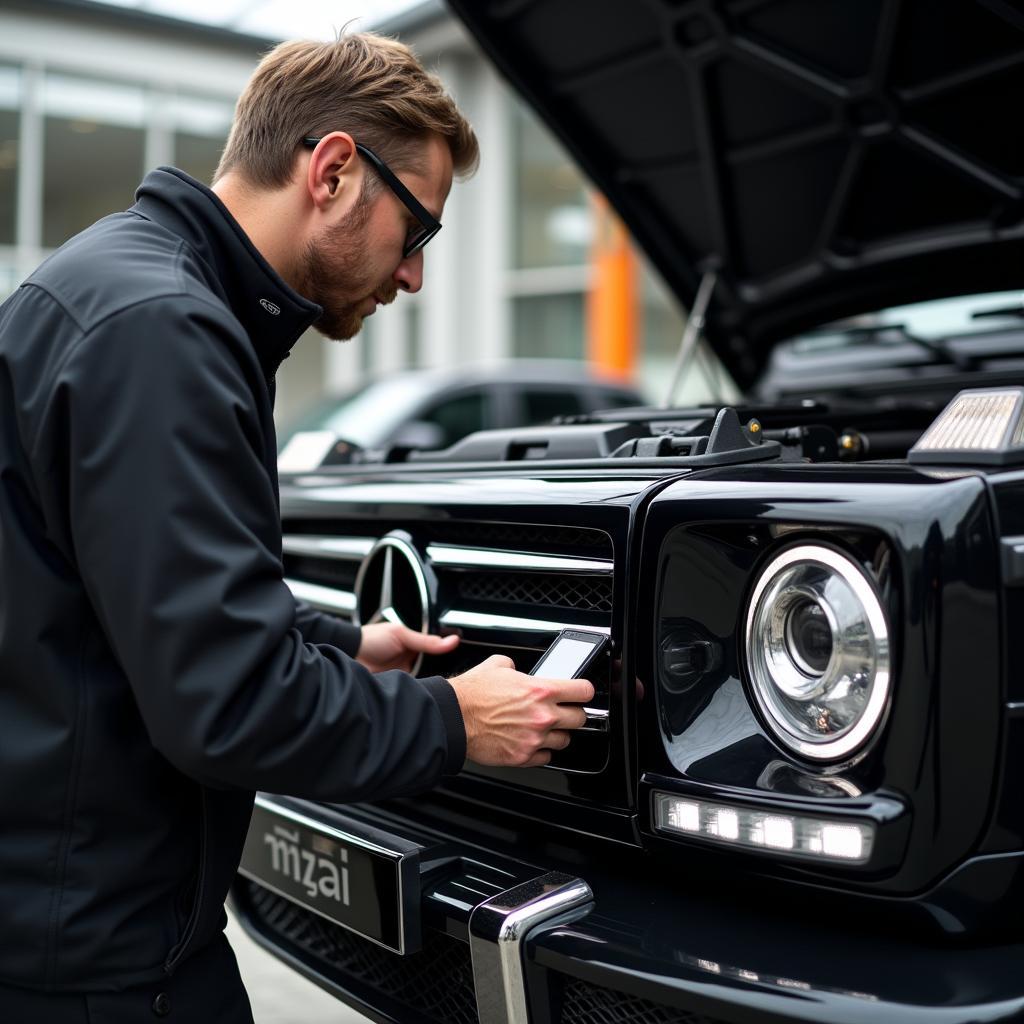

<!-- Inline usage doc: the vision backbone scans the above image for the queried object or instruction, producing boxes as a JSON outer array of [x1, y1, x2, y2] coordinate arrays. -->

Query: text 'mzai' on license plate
[[238, 796, 422, 954]]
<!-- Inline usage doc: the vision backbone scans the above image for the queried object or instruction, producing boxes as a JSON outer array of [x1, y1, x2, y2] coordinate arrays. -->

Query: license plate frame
[[238, 795, 422, 954]]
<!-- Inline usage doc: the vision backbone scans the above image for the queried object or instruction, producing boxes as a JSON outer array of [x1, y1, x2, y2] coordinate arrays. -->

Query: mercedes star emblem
[[353, 531, 434, 674]]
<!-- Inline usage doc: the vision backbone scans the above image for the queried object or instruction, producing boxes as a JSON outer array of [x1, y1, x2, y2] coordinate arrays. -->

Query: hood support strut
[[663, 271, 717, 408]]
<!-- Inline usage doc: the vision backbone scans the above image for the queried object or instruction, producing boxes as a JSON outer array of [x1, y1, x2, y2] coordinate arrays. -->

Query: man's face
[[302, 135, 453, 341]]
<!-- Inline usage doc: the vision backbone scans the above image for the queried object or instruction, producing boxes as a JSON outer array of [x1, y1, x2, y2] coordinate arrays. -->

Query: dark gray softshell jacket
[[0, 167, 465, 992]]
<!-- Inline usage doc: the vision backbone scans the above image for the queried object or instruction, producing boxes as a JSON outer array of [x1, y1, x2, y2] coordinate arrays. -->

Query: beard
[[300, 190, 397, 340]]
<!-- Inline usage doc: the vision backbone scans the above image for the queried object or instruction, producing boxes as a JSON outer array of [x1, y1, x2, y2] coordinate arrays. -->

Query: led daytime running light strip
[[654, 792, 874, 864]]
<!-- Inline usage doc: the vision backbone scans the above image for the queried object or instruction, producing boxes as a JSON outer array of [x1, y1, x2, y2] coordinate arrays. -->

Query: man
[[0, 33, 594, 1021]]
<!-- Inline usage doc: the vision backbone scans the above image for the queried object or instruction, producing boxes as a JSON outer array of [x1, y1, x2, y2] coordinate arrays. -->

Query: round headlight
[[744, 544, 890, 761]]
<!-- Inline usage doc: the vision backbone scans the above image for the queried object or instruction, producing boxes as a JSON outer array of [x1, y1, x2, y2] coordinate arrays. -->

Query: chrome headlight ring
[[744, 543, 891, 762]]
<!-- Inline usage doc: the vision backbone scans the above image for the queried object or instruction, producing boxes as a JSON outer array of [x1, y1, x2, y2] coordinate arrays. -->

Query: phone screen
[[534, 636, 600, 678]]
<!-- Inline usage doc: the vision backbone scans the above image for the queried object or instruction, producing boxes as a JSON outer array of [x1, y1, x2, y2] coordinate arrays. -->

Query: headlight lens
[[745, 544, 890, 761]]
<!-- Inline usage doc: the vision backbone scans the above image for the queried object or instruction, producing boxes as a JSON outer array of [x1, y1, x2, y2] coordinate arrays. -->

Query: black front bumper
[[230, 797, 1024, 1024]]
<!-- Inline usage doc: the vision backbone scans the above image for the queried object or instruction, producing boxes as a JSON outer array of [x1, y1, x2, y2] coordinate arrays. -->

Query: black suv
[[230, 3, 1024, 1022]]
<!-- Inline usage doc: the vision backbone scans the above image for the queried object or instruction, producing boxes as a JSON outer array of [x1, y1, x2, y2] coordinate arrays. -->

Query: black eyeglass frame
[[302, 136, 441, 258]]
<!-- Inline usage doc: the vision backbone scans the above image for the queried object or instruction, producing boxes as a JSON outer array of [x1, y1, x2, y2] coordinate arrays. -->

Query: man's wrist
[[419, 676, 466, 773]]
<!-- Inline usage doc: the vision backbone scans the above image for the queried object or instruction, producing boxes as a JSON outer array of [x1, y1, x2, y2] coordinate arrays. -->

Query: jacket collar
[[131, 167, 322, 380]]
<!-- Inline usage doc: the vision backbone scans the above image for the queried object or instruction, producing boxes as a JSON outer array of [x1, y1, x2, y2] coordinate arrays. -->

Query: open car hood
[[446, 0, 1024, 389]]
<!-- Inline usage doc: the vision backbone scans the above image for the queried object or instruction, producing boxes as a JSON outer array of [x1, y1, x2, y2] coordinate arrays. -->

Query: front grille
[[457, 572, 612, 613], [241, 881, 478, 1024], [281, 521, 615, 635], [280, 517, 616, 773], [560, 978, 728, 1024]]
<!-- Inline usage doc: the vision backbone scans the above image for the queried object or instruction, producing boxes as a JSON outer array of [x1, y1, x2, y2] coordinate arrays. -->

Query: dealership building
[[0, 0, 724, 426]]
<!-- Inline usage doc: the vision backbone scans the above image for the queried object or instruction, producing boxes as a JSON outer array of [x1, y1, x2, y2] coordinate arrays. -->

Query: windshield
[[788, 290, 1024, 353], [756, 290, 1024, 401]]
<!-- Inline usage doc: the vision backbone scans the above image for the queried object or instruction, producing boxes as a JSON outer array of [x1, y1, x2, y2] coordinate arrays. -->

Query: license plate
[[239, 795, 422, 954]]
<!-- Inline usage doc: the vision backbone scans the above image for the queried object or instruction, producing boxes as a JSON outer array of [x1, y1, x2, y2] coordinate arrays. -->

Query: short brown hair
[[216, 33, 479, 188]]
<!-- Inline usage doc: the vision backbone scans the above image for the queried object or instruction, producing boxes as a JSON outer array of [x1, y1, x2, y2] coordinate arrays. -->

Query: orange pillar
[[586, 193, 638, 378]]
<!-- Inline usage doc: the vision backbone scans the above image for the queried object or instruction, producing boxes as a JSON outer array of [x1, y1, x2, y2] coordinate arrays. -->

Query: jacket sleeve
[[57, 296, 465, 796], [293, 600, 362, 656]]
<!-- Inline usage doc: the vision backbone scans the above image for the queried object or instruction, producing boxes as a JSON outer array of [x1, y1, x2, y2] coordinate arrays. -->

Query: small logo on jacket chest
[[260, 298, 281, 315]]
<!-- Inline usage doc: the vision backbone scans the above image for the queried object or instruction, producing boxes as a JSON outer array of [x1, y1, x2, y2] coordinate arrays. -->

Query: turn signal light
[[910, 386, 1024, 465]]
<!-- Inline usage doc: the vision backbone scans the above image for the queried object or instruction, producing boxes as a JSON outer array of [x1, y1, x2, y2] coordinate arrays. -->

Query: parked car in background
[[277, 360, 644, 455], [233, 3, 1024, 1024]]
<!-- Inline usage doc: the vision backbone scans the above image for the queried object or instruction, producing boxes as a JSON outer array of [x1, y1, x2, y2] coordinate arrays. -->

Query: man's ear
[[305, 132, 361, 212]]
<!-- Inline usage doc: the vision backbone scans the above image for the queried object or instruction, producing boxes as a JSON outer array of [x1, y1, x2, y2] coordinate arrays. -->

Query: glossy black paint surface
[[234, 794, 1024, 1024], [981, 471, 1024, 856], [530, 900, 1024, 1024], [637, 464, 1003, 897]]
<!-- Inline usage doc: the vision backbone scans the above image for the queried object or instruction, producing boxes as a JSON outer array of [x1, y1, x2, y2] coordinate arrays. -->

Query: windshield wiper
[[835, 323, 974, 371], [971, 303, 1024, 320]]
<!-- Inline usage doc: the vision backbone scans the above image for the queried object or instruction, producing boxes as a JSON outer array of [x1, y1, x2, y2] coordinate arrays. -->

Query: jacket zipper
[[163, 787, 209, 974]]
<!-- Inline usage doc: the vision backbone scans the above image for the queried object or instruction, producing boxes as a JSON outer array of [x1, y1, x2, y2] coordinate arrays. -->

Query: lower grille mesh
[[560, 978, 727, 1024], [242, 881, 478, 1024], [241, 882, 730, 1024], [456, 572, 612, 613]]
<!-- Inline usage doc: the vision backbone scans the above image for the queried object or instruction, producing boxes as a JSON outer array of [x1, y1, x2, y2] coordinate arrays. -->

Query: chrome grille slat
[[413, 521, 612, 558], [439, 609, 610, 636], [285, 578, 356, 615], [282, 536, 376, 560], [426, 544, 612, 574]]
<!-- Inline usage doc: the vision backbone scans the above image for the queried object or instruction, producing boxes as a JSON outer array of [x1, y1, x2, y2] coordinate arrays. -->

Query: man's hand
[[356, 623, 460, 673], [447, 655, 595, 768]]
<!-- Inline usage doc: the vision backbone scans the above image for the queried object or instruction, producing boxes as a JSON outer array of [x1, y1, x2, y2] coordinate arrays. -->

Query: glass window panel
[[636, 254, 739, 403], [0, 257, 18, 301], [42, 74, 146, 247], [171, 96, 232, 183], [0, 66, 20, 111], [0, 68, 19, 246], [512, 294, 584, 360], [359, 319, 374, 373], [168, 95, 234, 137], [44, 74, 144, 128], [407, 303, 422, 368], [639, 256, 685, 362], [597, 388, 643, 408], [0, 109, 17, 246], [174, 132, 225, 185], [43, 117, 145, 247], [522, 389, 585, 425], [513, 100, 591, 269], [418, 391, 487, 449]]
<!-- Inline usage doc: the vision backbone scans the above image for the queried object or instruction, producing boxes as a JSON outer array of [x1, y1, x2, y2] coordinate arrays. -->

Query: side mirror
[[389, 420, 446, 450]]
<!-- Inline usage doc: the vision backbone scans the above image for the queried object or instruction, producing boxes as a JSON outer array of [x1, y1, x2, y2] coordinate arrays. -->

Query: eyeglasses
[[302, 137, 441, 258]]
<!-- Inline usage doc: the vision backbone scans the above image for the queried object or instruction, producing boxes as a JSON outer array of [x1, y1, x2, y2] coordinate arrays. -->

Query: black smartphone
[[530, 628, 609, 679]]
